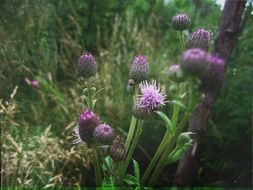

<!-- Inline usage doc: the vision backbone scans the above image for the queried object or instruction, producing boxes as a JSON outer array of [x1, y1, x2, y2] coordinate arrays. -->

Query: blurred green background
[[0, 0, 252, 188]]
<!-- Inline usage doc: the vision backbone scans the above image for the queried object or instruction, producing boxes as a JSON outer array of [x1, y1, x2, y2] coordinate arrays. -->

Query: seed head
[[73, 109, 100, 144], [109, 136, 125, 162], [77, 53, 97, 79], [129, 55, 148, 83], [167, 64, 186, 83], [180, 48, 208, 77], [186, 28, 211, 51], [133, 81, 166, 119], [94, 124, 114, 144], [200, 54, 225, 93], [172, 13, 191, 31]]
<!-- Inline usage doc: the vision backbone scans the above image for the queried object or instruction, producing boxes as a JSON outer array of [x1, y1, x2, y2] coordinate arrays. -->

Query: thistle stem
[[118, 86, 138, 174], [120, 119, 144, 178], [124, 86, 138, 153], [141, 130, 170, 184], [147, 81, 196, 186], [92, 145, 102, 187], [147, 113, 189, 186], [141, 85, 180, 185], [178, 31, 185, 51]]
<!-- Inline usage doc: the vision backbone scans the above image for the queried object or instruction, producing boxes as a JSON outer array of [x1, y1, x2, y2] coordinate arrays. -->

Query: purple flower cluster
[[133, 81, 166, 119], [73, 109, 114, 145]]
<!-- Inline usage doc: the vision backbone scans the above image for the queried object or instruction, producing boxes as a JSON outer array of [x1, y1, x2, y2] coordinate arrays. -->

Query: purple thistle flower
[[73, 109, 100, 144], [77, 53, 97, 79], [94, 124, 114, 144], [167, 64, 186, 83], [172, 13, 191, 31], [186, 28, 211, 51], [133, 80, 166, 119], [180, 48, 208, 76], [200, 54, 225, 93], [31, 80, 40, 89], [129, 55, 148, 83]]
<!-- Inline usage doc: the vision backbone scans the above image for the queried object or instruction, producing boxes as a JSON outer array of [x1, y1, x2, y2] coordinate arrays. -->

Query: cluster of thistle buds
[[169, 13, 225, 93], [74, 52, 126, 161]]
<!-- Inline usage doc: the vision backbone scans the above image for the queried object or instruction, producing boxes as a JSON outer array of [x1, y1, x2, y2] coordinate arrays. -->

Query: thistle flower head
[[77, 53, 97, 79], [129, 55, 148, 83], [109, 136, 125, 162], [200, 54, 225, 93], [186, 28, 211, 51], [167, 64, 186, 83], [172, 13, 191, 31], [133, 81, 166, 119], [94, 124, 114, 144], [73, 109, 100, 144], [180, 48, 208, 76], [31, 80, 40, 89]]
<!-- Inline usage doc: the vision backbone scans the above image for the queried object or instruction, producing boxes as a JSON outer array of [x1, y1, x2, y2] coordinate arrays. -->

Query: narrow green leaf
[[133, 159, 140, 181], [155, 111, 172, 133], [124, 174, 138, 185], [171, 100, 187, 109], [167, 143, 192, 164], [105, 156, 113, 168], [92, 99, 97, 110]]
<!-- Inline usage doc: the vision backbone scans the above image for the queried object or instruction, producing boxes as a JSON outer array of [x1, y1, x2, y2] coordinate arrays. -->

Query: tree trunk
[[174, 0, 247, 186]]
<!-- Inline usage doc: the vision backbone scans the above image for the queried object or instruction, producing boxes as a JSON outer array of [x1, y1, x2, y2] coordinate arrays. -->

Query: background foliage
[[0, 0, 252, 188]]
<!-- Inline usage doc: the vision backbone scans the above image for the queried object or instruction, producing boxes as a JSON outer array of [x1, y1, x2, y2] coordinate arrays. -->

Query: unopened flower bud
[[132, 103, 151, 120], [200, 54, 225, 93], [177, 132, 193, 146], [74, 109, 100, 144], [129, 55, 148, 83], [172, 13, 191, 31], [77, 53, 97, 79], [94, 124, 114, 144], [180, 48, 208, 76], [168, 64, 186, 83], [186, 28, 211, 51], [31, 80, 40, 89], [127, 79, 135, 93], [109, 136, 125, 162]]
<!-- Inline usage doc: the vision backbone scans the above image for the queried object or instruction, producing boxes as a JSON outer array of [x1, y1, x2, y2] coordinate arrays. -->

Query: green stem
[[147, 81, 196, 186], [141, 130, 170, 184], [120, 120, 144, 178], [178, 31, 185, 51], [117, 86, 138, 172], [147, 113, 190, 186], [141, 86, 180, 185], [87, 79, 93, 109], [124, 86, 139, 153], [92, 145, 102, 187]]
